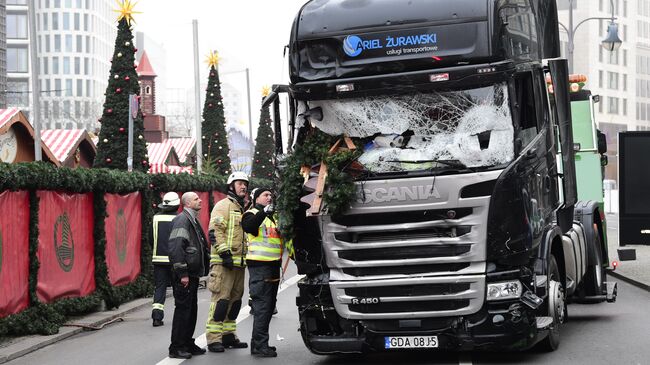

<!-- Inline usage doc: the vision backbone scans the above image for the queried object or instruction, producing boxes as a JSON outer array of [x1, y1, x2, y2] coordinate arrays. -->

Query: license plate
[[384, 336, 438, 349]]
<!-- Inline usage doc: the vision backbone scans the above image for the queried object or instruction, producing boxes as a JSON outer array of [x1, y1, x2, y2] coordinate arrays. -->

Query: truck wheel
[[582, 228, 606, 297], [539, 254, 565, 351]]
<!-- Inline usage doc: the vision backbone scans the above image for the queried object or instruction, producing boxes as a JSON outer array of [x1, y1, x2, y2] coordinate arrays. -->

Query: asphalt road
[[7, 267, 649, 365]]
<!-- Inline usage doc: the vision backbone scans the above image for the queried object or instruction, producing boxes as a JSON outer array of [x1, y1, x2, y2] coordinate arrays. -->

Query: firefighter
[[205, 171, 249, 353], [151, 192, 180, 327], [242, 187, 285, 357]]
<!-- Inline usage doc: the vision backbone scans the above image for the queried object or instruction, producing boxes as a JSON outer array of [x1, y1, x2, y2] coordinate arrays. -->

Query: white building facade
[[6, 0, 117, 131]]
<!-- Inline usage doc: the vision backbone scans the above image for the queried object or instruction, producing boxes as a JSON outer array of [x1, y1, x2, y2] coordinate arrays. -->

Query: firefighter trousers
[[205, 264, 245, 344], [152, 265, 172, 321]]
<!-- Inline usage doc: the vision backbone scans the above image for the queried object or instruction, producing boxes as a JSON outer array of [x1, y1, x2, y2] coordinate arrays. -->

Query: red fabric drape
[[36, 191, 95, 303], [0, 190, 30, 318], [105, 192, 142, 286]]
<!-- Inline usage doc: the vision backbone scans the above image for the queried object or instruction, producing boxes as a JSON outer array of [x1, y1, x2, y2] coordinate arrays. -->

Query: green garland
[[276, 129, 361, 241], [0, 163, 228, 336]]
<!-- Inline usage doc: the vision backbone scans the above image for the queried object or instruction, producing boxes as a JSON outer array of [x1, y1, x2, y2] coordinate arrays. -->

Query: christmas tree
[[252, 87, 275, 179], [201, 51, 231, 175], [93, 0, 148, 171]]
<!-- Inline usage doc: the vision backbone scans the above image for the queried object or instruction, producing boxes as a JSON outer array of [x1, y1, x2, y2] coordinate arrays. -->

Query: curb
[[607, 269, 650, 293], [0, 297, 154, 364]]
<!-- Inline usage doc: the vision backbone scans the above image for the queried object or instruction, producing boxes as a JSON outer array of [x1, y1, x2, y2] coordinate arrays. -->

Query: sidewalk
[[1, 213, 648, 363], [605, 212, 650, 290]]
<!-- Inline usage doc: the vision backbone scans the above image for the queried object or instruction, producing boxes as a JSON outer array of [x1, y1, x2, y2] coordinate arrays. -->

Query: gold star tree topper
[[205, 51, 220, 69], [262, 86, 271, 97], [113, 0, 141, 25]]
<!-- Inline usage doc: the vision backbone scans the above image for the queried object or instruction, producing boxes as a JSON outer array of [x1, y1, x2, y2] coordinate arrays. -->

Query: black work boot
[[152, 319, 164, 327], [251, 347, 277, 357], [207, 342, 225, 353], [223, 333, 248, 349]]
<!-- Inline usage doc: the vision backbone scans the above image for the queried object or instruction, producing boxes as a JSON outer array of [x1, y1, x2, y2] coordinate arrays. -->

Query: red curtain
[[104, 192, 142, 286], [0, 191, 30, 318], [36, 191, 95, 303]]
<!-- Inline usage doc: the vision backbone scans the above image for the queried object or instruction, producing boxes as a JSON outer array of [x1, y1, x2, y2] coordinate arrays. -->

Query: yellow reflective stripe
[[249, 246, 281, 254], [152, 255, 169, 263], [152, 214, 175, 262], [226, 212, 235, 250], [206, 324, 223, 333], [152, 303, 164, 310], [223, 321, 236, 331], [209, 255, 245, 266]]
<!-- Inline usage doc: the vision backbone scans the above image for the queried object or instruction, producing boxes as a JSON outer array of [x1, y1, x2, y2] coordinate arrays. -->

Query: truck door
[[547, 59, 578, 233]]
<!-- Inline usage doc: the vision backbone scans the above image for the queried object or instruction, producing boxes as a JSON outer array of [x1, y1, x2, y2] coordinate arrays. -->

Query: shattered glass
[[308, 83, 514, 171]]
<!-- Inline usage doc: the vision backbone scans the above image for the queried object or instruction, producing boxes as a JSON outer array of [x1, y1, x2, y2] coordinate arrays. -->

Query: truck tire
[[581, 228, 606, 297], [539, 254, 566, 352]]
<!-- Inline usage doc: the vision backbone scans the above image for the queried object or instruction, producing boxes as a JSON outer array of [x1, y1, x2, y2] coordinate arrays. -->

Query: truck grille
[[342, 263, 470, 277], [321, 171, 500, 319], [350, 300, 470, 314], [337, 244, 471, 261]]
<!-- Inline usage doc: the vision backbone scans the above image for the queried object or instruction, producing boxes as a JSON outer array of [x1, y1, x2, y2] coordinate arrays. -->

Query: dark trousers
[[169, 275, 199, 352], [152, 265, 172, 320], [248, 264, 280, 351]]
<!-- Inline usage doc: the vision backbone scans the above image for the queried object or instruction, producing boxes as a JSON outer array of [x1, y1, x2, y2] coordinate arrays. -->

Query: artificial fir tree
[[252, 88, 275, 179], [201, 51, 231, 175], [93, 0, 148, 171]]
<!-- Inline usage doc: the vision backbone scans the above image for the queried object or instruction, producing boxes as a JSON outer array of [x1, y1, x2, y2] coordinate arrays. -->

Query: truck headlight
[[486, 280, 523, 301]]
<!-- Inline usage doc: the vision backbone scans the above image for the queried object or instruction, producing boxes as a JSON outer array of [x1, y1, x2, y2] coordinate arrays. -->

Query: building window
[[52, 13, 58, 30], [43, 12, 49, 30], [54, 34, 61, 52], [599, 70, 604, 88], [7, 0, 28, 4], [86, 80, 91, 97], [7, 47, 29, 73], [76, 79, 82, 97], [75, 101, 81, 118], [74, 57, 80, 74], [63, 100, 71, 118], [608, 96, 619, 114], [6, 80, 29, 107], [607, 71, 619, 89], [63, 57, 70, 74], [7, 14, 28, 39], [55, 78, 62, 96], [74, 13, 80, 30], [53, 56, 59, 74], [145, 85, 151, 94], [42, 101, 50, 119], [63, 12, 70, 30], [65, 79, 73, 97], [65, 35, 72, 52], [84, 14, 88, 31], [76, 35, 82, 52], [623, 74, 627, 91], [84, 57, 89, 75], [43, 57, 49, 74], [623, 98, 627, 116]]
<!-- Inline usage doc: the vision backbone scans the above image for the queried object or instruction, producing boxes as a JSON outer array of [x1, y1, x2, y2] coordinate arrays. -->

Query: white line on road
[[156, 274, 304, 365], [458, 353, 473, 365]]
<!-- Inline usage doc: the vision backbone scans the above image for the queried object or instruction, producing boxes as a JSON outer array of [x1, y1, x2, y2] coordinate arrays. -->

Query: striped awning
[[148, 163, 193, 174], [0, 108, 21, 130], [41, 129, 86, 164], [168, 137, 195, 163], [147, 140, 174, 165]]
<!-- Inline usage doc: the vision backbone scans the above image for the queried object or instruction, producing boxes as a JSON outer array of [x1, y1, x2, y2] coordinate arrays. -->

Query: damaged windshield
[[304, 83, 514, 172]]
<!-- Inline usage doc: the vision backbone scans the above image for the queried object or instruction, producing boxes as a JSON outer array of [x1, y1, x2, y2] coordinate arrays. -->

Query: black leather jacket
[[168, 209, 210, 277]]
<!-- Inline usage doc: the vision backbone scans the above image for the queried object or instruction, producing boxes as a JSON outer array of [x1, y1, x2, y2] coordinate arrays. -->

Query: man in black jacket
[[167, 192, 210, 359], [151, 192, 180, 327]]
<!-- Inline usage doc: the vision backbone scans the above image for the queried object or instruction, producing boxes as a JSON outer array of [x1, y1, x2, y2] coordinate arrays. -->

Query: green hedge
[[0, 163, 274, 336]]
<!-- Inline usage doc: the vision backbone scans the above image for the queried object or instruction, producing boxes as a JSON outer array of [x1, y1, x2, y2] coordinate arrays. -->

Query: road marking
[[156, 274, 304, 365], [458, 353, 473, 365]]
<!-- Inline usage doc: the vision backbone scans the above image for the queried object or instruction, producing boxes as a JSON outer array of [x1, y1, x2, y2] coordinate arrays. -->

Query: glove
[[264, 204, 275, 214], [220, 251, 234, 270], [208, 230, 216, 245]]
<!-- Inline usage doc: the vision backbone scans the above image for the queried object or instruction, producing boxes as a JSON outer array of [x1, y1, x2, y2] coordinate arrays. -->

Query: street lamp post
[[561, 0, 622, 74]]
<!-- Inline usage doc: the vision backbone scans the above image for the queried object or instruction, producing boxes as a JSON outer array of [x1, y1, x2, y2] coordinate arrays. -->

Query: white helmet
[[227, 171, 249, 185], [161, 192, 180, 207]]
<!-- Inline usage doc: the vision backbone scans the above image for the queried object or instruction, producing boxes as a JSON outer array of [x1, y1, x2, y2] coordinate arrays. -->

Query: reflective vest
[[245, 208, 282, 262], [152, 213, 176, 264], [209, 196, 247, 267]]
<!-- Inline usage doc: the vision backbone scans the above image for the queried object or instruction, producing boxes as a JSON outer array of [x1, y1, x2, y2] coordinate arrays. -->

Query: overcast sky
[[134, 0, 308, 135]]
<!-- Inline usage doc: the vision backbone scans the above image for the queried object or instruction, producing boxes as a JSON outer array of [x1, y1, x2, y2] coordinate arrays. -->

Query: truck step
[[536, 316, 553, 330]]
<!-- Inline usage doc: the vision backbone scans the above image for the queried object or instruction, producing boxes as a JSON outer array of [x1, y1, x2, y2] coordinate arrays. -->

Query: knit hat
[[251, 187, 272, 204]]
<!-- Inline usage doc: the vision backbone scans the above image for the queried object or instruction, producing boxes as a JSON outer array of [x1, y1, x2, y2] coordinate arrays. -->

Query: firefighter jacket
[[242, 205, 283, 265], [168, 209, 210, 278], [151, 210, 177, 265], [209, 193, 247, 267]]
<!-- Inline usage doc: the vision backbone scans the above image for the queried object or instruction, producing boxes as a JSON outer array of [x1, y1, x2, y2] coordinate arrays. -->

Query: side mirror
[[597, 129, 607, 154]]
